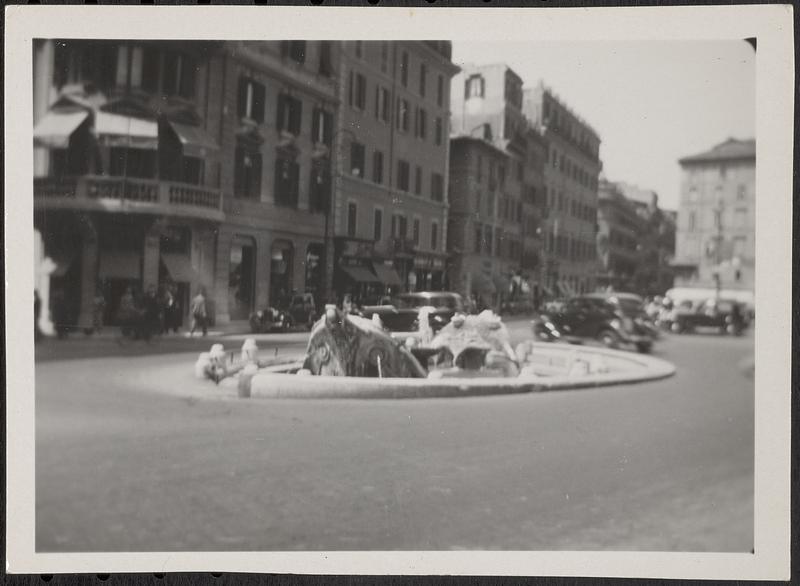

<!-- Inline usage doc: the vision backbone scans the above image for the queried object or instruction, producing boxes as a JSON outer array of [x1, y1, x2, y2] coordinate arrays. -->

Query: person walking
[[190, 288, 208, 337]]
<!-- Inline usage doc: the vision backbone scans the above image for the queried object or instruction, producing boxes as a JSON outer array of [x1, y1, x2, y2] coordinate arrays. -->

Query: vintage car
[[532, 294, 657, 353], [360, 291, 465, 333], [669, 298, 748, 335]]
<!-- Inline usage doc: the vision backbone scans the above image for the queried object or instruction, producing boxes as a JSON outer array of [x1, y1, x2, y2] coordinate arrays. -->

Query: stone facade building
[[32, 39, 342, 330], [523, 82, 602, 297], [673, 138, 755, 294], [449, 63, 542, 307], [331, 41, 459, 303]]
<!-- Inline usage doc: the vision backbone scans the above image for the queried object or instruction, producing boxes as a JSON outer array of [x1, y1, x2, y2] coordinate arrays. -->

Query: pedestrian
[[34, 289, 43, 343], [141, 285, 161, 341], [190, 288, 208, 337], [162, 285, 179, 334], [92, 287, 106, 334]]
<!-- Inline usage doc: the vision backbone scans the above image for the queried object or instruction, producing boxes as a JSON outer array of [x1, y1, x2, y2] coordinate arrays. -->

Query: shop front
[[333, 237, 381, 305]]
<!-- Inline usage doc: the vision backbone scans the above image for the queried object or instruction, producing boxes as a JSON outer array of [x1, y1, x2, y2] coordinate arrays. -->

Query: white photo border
[[4, 4, 793, 579]]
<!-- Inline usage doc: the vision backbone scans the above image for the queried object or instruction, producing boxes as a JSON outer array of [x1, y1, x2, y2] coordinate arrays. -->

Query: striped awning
[[33, 109, 90, 148], [371, 263, 403, 287], [95, 112, 158, 149]]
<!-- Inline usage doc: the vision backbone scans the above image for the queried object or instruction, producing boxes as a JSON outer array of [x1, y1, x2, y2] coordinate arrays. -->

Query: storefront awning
[[98, 251, 142, 280], [372, 263, 403, 287], [167, 121, 220, 158], [341, 265, 380, 284], [33, 109, 90, 149], [95, 111, 159, 149], [161, 253, 198, 283]]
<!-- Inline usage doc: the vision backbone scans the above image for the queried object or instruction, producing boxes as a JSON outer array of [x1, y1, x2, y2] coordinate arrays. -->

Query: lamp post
[[318, 127, 356, 306]]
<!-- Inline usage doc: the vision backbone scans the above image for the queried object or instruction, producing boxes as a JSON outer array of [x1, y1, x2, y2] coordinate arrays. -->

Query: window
[[733, 235, 746, 257], [475, 223, 483, 253], [431, 173, 444, 202], [162, 51, 196, 98], [688, 211, 696, 231], [115, 45, 145, 89], [353, 73, 367, 110], [397, 99, 410, 132], [465, 74, 485, 98], [376, 86, 390, 123], [517, 161, 524, 182], [476, 192, 482, 211], [487, 193, 494, 217], [477, 155, 483, 183], [430, 222, 439, 250], [281, 41, 306, 64], [400, 51, 409, 87], [274, 157, 300, 208], [234, 146, 262, 199], [380, 42, 389, 73], [276, 94, 303, 135], [413, 218, 421, 245], [435, 117, 443, 146], [414, 165, 422, 195], [318, 41, 333, 77], [737, 184, 747, 200], [354, 41, 363, 58], [393, 215, 408, 238], [498, 165, 505, 189], [437, 75, 444, 107], [486, 225, 494, 255], [419, 64, 427, 97], [516, 201, 523, 221], [734, 208, 747, 229], [141, 46, 159, 92], [416, 108, 427, 139], [109, 147, 156, 179], [350, 142, 366, 177], [311, 108, 333, 146], [397, 160, 410, 191], [372, 150, 384, 184], [347, 203, 357, 237], [373, 209, 383, 241], [238, 77, 266, 123]]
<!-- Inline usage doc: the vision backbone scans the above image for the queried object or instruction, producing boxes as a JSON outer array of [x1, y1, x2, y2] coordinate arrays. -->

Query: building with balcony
[[672, 138, 755, 294], [523, 82, 602, 297], [331, 41, 459, 303], [32, 39, 342, 331], [449, 63, 538, 306], [33, 39, 225, 332], [596, 179, 645, 292]]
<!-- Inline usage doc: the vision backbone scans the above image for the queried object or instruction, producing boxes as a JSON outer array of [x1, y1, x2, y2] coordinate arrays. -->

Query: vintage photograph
[[5, 4, 792, 579]]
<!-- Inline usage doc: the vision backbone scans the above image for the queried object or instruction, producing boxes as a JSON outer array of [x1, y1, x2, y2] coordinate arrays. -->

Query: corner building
[[523, 82, 602, 296], [672, 138, 755, 295], [332, 41, 459, 302]]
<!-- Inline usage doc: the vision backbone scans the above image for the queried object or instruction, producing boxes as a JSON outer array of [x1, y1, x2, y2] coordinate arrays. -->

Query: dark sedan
[[533, 294, 656, 353], [670, 298, 748, 335], [360, 292, 464, 333]]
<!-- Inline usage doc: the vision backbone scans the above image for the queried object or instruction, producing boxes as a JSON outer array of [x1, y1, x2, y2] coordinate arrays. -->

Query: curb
[[247, 347, 676, 400]]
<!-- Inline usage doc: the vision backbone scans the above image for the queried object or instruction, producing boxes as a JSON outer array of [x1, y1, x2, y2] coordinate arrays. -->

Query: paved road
[[35, 323, 754, 552]]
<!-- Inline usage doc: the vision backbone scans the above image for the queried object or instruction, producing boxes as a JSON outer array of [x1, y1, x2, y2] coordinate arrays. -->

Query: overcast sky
[[451, 41, 755, 211]]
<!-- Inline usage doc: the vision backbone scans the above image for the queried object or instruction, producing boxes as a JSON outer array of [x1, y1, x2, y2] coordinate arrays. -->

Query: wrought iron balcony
[[34, 175, 224, 221]]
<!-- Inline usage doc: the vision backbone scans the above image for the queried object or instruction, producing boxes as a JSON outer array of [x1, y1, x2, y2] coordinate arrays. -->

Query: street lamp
[[316, 127, 356, 305]]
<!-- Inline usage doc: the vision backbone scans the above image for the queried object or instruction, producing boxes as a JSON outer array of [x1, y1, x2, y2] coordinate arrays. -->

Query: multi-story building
[[596, 179, 644, 291], [672, 138, 755, 294], [449, 63, 534, 306], [33, 39, 226, 332], [523, 81, 602, 297], [215, 40, 339, 321], [447, 136, 528, 308], [331, 41, 459, 303], [32, 39, 341, 330]]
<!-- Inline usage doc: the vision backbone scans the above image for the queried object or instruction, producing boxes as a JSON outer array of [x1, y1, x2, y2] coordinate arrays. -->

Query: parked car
[[287, 292, 319, 329], [585, 292, 661, 340], [532, 294, 656, 353], [669, 298, 748, 335], [360, 292, 465, 333], [249, 307, 293, 333]]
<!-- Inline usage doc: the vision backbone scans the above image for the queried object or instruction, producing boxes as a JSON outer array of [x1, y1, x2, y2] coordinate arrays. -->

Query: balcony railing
[[34, 175, 224, 219]]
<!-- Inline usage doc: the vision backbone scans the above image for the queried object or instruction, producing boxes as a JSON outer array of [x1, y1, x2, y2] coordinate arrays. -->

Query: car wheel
[[635, 341, 652, 354], [598, 329, 620, 349]]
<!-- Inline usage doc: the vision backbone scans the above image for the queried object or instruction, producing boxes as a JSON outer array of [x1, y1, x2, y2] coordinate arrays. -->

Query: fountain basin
[[248, 345, 676, 400]]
